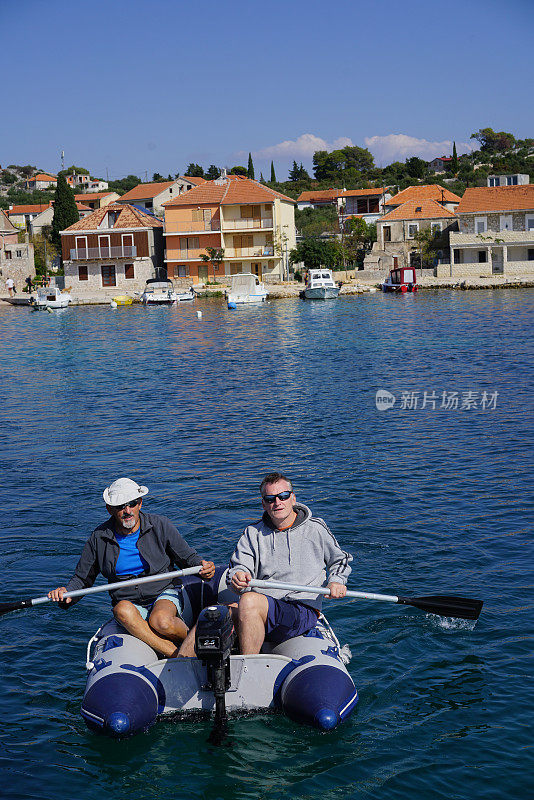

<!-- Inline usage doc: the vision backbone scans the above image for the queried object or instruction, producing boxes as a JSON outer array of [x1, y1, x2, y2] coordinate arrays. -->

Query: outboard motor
[[195, 604, 234, 744]]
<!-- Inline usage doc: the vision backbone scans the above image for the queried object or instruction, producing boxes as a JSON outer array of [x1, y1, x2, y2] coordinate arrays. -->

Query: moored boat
[[112, 295, 133, 306], [226, 273, 267, 309], [141, 279, 194, 304], [30, 287, 72, 309], [381, 266, 417, 293], [304, 269, 340, 300], [81, 567, 357, 737]]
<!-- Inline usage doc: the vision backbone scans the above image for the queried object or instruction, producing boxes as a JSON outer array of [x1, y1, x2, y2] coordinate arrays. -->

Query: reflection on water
[[0, 291, 532, 799]]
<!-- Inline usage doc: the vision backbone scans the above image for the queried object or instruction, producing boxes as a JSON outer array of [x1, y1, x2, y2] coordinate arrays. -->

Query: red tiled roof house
[[448, 185, 534, 278], [163, 175, 296, 282], [61, 203, 164, 293]]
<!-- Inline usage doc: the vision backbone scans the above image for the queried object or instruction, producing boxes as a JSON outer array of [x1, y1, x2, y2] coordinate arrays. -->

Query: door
[[251, 262, 262, 277], [75, 236, 88, 259], [492, 248, 504, 274], [101, 265, 116, 286], [122, 233, 134, 257], [99, 235, 111, 258], [198, 264, 208, 282]]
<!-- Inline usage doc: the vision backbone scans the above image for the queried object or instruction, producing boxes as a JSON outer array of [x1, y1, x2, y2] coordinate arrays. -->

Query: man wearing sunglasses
[[48, 477, 214, 657], [226, 472, 352, 654]]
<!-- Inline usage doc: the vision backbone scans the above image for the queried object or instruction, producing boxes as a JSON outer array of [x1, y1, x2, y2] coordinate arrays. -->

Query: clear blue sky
[[1, 0, 531, 181]]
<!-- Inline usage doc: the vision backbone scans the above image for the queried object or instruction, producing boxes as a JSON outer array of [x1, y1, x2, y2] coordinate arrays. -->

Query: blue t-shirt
[[114, 528, 149, 576]]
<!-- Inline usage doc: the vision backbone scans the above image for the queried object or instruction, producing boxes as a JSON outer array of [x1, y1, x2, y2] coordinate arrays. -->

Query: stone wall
[[459, 211, 534, 234], [0, 242, 35, 290], [63, 257, 156, 294]]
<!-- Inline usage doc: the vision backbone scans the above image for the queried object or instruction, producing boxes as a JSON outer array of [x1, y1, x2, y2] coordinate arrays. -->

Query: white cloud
[[237, 133, 355, 162], [364, 133, 474, 164]]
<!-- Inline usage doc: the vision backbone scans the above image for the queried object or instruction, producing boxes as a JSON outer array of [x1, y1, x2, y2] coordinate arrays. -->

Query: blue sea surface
[[0, 290, 532, 800]]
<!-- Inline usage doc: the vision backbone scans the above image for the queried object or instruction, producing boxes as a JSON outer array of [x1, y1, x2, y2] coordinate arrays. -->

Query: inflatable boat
[[81, 567, 358, 738]]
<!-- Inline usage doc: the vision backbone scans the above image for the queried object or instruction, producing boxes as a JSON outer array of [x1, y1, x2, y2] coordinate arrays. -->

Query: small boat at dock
[[304, 269, 340, 300], [30, 287, 72, 309], [226, 273, 268, 309], [140, 279, 195, 305], [381, 267, 417, 293]]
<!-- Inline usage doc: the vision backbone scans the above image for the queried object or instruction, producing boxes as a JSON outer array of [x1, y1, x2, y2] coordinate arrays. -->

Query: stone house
[[0, 210, 35, 290], [30, 202, 92, 235], [339, 188, 391, 227], [74, 191, 120, 210], [66, 173, 109, 192], [24, 173, 57, 190], [366, 199, 458, 272], [61, 203, 164, 294], [8, 203, 52, 230], [447, 185, 534, 278], [487, 173, 529, 187], [384, 185, 461, 214]]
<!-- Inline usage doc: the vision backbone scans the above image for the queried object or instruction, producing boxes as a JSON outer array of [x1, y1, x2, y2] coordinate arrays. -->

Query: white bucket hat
[[103, 477, 149, 507]]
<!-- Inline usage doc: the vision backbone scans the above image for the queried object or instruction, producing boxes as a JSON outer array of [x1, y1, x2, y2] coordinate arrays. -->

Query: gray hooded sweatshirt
[[226, 503, 352, 611]]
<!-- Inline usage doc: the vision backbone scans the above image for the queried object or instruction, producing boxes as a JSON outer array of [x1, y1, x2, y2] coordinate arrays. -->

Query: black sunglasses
[[262, 491, 292, 503], [111, 498, 141, 511]]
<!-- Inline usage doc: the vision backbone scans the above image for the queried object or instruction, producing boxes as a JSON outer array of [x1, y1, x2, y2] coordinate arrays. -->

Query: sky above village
[[1, 0, 532, 182]]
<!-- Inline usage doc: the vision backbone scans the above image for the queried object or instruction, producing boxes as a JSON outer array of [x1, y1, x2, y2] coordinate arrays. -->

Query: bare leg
[[113, 600, 179, 658], [237, 592, 269, 654], [148, 599, 189, 642]]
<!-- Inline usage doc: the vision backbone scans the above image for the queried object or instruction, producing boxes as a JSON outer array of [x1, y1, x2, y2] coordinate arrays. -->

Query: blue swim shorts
[[134, 586, 184, 621], [265, 596, 319, 644]]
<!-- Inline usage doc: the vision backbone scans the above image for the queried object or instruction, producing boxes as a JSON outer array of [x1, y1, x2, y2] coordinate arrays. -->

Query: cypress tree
[[51, 175, 79, 254], [247, 153, 255, 179], [270, 161, 276, 182], [452, 141, 458, 172]]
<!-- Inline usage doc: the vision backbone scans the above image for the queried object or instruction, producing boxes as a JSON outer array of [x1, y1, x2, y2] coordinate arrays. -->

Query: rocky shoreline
[[2, 275, 534, 307]]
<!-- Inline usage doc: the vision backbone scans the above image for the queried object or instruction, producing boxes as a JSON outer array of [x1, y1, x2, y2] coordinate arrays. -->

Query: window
[[240, 205, 261, 219], [407, 223, 419, 238], [107, 211, 120, 228], [177, 265, 189, 277], [507, 175, 518, 186], [453, 249, 462, 264], [179, 236, 199, 252], [383, 226, 391, 242], [500, 215, 513, 231], [475, 217, 487, 234], [16, 250, 22, 258], [101, 265, 116, 286], [478, 251, 487, 263], [528, 249, 534, 261], [431, 222, 442, 235], [525, 215, 534, 231], [124, 263, 134, 279], [488, 177, 499, 187], [5, 251, 12, 259], [78, 265, 88, 280]]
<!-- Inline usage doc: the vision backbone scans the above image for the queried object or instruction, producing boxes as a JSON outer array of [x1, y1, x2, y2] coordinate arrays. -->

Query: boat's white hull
[[304, 287, 340, 300]]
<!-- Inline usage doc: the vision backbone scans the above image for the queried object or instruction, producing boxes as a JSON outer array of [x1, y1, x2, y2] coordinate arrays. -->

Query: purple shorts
[[265, 596, 319, 644]]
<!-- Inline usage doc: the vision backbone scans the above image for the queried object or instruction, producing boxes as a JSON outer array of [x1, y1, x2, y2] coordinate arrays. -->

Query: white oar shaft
[[249, 579, 399, 604], [32, 566, 203, 608]]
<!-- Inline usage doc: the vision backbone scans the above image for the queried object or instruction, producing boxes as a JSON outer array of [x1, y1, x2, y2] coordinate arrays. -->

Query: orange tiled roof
[[8, 203, 52, 214], [32, 173, 57, 181], [75, 202, 92, 211], [165, 177, 295, 208], [456, 185, 534, 214], [340, 187, 387, 198], [62, 203, 163, 232], [380, 199, 457, 222], [182, 175, 207, 185], [118, 181, 176, 201], [387, 184, 461, 206], [74, 191, 116, 201], [297, 189, 340, 202]]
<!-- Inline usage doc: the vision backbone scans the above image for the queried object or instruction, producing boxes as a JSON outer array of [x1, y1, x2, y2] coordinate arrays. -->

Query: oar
[[249, 579, 483, 621], [0, 566, 203, 617]]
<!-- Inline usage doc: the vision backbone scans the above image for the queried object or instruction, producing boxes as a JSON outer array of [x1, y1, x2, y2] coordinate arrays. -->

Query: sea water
[[0, 290, 532, 800]]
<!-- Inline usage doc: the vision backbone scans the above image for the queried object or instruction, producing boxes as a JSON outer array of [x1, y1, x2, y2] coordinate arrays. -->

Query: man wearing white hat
[[49, 477, 215, 658]]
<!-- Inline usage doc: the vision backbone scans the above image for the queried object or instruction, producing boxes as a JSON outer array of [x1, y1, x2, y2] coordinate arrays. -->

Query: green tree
[[270, 161, 276, 182], [405, 156, 428, 179], [470, 128, 516, 154], [58, 165, 90, 178], [247, 153, 255, 179], [452, 141, 458, 172], [184, 163, 205, 178], [152, 172, 164, 181], [295, 206, 339, 237], [288, 161, 300, 181], [289, 238, 342, 269], [51, 175, 79, 254], [229, 165, 247, 176], [200, 246, 225, 278], [206, 165, 220, 180], [313, 145, 374, 182], [343, 218, 377, 266], [108, 174, 141, 195], [412, 227, 443, 267]]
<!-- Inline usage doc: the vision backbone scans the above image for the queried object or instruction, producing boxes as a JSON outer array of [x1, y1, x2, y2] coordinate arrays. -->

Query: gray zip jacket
[[64, 511, 202, 607], [226, 503, 352, 611]]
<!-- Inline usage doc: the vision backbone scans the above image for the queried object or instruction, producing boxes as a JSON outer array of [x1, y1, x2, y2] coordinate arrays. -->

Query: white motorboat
[[227, 273, 268, 309], [141, 279, 195, 305], [30, 287, 72, 309], [304, 269, 340, 300]]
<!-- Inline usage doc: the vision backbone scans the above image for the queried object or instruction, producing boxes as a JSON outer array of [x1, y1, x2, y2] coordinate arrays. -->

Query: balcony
[[70, 245, 137, 260], [222, 218, 273, 231], [164, 220, 221, 234], [225, 246, 275, 258]]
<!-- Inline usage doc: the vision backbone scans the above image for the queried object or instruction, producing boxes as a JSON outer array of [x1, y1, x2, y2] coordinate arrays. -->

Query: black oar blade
[[398, 595, 483, 621], [0, 599, 33, 617]]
